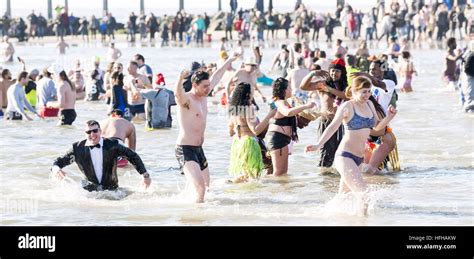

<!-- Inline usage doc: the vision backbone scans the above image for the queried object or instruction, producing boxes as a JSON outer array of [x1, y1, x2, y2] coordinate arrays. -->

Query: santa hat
[[155, 73, 166, 87], [331, 58, 346, 67], [329, 58, 346, 71]]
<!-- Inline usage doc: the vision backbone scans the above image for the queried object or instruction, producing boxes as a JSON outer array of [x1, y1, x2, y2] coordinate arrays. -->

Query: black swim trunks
[[129, 104, 145, 116], [175, 145, 208, 171], [60, 109, 77, 125]]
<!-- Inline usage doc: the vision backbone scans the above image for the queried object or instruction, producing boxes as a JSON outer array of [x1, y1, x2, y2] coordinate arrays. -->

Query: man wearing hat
[[226, 56, 266, 105]]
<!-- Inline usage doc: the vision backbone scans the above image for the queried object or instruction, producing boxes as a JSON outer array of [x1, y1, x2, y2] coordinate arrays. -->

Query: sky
[[0, 0, 378, 19]]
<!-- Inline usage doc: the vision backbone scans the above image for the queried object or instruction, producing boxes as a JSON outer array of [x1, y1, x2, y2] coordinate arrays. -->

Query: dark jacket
[[53, 138, 147, 191]]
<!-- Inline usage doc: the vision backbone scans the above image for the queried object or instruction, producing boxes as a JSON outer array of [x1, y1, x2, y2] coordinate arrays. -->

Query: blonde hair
[[345, 76, 372, 99]]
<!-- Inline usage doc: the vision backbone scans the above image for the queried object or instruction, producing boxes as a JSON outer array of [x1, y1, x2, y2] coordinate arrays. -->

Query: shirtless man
[[70, 70, 85, 100], [288, 42, 302, 67], [56, 38, 69, 55], [286, 57, 310, 102], [300, 62, 349, 171], [174, 53, 239, 203], [2, 36, 15, 62], [48, 66, 77, 125], [107, 42, 122, 62], [124, 61, 152, 120], [0, 69, 15, 116], [100, 109, 136, 150], [225, 56, 266, 104]]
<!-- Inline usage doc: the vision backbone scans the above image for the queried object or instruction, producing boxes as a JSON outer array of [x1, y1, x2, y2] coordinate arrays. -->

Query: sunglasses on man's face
[[85, 128, 99, 134]]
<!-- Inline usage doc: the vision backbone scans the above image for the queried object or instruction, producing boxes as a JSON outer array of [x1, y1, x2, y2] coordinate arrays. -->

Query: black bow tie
[[89, 144, 101, 150]]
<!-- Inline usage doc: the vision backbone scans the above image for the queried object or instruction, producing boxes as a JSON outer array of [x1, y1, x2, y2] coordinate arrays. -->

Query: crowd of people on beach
[[1, 1, 473, 213], [1, 0, 473, 45]]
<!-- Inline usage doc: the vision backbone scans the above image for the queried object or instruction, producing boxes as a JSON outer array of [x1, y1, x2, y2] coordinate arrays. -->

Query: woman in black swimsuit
[[267, 78, 315, 176]]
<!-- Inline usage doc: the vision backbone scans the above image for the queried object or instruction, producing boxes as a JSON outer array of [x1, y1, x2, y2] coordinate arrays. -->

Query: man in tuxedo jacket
[[51, 120, 151, 191]]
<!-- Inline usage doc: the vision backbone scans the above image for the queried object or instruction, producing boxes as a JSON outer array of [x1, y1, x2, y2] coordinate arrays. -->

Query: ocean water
[[0, 38, 473, 226]]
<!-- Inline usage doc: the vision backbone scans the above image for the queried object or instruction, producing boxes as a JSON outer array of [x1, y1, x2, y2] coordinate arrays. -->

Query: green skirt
[[229, 136, 265, 179]]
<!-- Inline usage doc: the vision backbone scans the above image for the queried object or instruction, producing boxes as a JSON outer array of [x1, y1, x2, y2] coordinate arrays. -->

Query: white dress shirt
[[87, 138, 104, 184]]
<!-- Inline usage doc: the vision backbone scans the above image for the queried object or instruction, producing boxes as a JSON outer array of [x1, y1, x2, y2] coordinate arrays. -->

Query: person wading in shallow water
[[51, 120, 151, 191], [174, 53, 239, 203], [305, 76, 397, 215]]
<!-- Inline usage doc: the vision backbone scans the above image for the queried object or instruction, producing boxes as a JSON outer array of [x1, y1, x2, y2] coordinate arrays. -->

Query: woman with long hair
[[227, 82, 276, 183], [305, 76, 397, 212], [267, 77, 315, 176]]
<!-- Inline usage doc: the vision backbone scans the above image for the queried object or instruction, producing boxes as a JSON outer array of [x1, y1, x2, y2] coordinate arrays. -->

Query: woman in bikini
[[305, 76, 397, 196], [398, 51, 417, 93], [227, 82, 276, 183], [267, 77, 315, 176]]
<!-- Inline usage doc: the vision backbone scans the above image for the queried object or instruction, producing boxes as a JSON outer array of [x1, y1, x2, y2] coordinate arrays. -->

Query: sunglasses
[[85, 128, 99, 134]]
